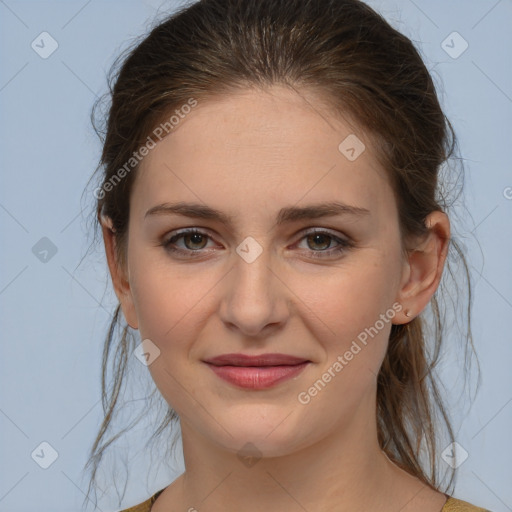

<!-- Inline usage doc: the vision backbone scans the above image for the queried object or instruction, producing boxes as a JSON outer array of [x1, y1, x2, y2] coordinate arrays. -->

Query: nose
[[218, 245, 289, 338]]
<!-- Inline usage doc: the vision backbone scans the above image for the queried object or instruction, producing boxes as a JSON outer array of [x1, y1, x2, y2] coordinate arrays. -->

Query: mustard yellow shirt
[[118, 489, 492, 512]]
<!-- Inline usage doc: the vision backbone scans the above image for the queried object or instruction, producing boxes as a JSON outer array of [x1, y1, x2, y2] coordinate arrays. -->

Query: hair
[[83, 0, 479, 507]]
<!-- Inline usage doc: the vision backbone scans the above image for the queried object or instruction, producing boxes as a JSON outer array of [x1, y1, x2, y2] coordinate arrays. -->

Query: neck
[[174, 398, 421, 511]]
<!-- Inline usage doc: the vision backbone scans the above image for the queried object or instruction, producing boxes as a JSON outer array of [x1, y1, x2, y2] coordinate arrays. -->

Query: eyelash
[[161, 228, 354, 259]]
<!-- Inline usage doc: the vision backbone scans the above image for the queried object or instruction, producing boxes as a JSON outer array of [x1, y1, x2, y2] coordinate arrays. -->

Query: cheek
[[128, 246, 222, 351], [131, 270, 201, 343], [128, 260, 212, 411], [297, 259, 397, 336], [289, 266, 395, 431], [290, 256, 400, 388]]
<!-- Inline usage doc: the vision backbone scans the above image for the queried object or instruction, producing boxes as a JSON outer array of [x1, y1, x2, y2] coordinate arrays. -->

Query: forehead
[[131, 86, 395, 225]]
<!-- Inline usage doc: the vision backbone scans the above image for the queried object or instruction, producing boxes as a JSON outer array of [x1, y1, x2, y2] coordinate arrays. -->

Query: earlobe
[[394, 211, 450, 324], [100, 215, 139, 330]]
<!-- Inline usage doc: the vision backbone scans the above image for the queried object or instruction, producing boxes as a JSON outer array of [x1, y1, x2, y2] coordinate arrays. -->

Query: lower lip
[[205, 362, 310, 389]]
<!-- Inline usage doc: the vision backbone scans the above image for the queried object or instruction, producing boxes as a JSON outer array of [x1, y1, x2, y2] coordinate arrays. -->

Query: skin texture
[[101, 85, 451, 511]]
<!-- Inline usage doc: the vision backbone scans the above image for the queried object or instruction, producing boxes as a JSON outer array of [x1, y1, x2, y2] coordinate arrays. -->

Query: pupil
[[187, 233, 205, 249], [309, 234, 329, 250]]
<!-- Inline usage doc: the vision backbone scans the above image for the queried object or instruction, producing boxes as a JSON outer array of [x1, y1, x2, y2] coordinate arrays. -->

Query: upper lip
[[204, 353, 310, 367]]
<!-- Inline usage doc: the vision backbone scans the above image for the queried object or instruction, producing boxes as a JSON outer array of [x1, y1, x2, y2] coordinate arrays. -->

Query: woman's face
[[115, 85, 412, 457]]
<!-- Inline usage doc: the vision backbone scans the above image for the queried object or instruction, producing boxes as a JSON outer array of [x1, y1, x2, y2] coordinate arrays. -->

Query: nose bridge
[[220, 236, 286, 334], [235, 241, 273, 298]]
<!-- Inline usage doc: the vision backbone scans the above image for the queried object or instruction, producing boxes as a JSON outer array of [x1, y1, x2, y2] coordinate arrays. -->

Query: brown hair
[[84, 0, 478, 507]]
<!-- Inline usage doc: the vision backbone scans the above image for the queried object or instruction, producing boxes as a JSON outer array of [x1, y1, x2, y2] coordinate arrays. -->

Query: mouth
[[204, 353, 310, 367], [203, 353, 311, 390]]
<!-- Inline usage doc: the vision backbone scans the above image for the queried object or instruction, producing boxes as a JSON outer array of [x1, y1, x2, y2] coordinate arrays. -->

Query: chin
[[206, 405, 312, 458], [222, 433, 303, 460]]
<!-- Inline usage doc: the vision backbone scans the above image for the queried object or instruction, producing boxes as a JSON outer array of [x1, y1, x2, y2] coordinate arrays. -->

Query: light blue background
[[1, 1, 511, 511]]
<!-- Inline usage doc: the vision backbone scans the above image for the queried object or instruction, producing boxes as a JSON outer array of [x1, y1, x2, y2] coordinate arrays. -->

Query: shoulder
[[117, 491, 491, 512], [116, 489, 165, 512], [443, 497, 493, 512]]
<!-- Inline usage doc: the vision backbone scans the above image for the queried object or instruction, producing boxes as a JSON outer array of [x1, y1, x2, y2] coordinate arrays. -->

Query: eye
[[162, 229, 214, 257], [295, 229, 354, 259], [161, 228, 354, 259]]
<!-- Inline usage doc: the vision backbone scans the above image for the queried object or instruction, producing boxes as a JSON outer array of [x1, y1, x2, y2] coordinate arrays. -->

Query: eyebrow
[[144, 201, 370, 226]]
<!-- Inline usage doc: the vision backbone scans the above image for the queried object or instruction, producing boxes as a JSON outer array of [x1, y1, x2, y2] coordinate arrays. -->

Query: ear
[[100, 214, 139, 330], [393, 210, 450, 324]]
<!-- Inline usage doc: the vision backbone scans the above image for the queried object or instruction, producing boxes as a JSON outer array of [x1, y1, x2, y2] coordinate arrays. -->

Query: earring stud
[[405, 309, 412, 318]]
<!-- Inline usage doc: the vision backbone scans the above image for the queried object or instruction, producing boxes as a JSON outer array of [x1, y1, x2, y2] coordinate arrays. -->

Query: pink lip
[[203, 353, 310, 390], [204, 353, 309, 366]]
